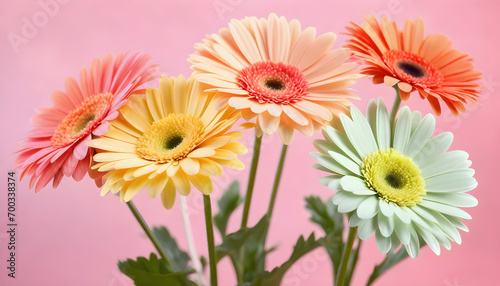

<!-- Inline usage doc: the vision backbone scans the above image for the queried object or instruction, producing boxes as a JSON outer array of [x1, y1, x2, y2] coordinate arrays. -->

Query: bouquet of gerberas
[[16, 14, 481, 286]]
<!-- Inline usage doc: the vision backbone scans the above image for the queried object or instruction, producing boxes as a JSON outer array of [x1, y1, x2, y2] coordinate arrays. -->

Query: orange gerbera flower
[[189, 13, 360, 144], [345, 15, 482, 116]]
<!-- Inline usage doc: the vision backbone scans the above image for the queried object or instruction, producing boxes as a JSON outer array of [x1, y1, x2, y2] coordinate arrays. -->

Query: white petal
[[376, 98, 390, 150], [392, 107, 411, 151], [405, 227, 421, 258], [425, 169, 477, 192], [394, 206, 411, 224], [318, 175, 341, 187], [420, 200, 472, 220], [350, 106, 378, 153], [357, 196, 379, 219], [375, 229, 392, 253], [358, 218, 376, 240], [337, 192, 366, 213], [379, 200, 394, 217], [404, 114, 435, 157], [421, 151, 471, 178], [423, 193, 478, 208], [340, 113, 372, 158], [377, 212, 394, 237], [394, 215, 411, 245], [328, 151, 362, 176], [325, 126, 362, 164], [413, 132, 453, 165], [414, 223, 441, 255], [314, 153, 356, 176]]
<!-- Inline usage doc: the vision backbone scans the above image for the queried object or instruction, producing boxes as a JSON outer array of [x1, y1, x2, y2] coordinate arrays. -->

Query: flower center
[[51, 93, 113, 147], [236, 61, 309, 104], [384, 50, 443, 88], [136, 114, 204, 163], [361, 148, 426, 207]]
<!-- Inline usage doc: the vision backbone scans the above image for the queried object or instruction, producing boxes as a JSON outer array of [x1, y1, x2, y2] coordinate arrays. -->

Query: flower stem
[[266, 144, 289, 218], [180, 196, 205, 286], [336, 227, 357, 286], [241, 135, 263, 228], [126, 201, 173, 268], [389, 87, 402, 126], [203, 195, 218, 286]]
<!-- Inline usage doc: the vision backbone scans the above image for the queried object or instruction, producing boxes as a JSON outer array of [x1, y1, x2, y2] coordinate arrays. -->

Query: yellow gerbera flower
[[89, 75, 247, 209]]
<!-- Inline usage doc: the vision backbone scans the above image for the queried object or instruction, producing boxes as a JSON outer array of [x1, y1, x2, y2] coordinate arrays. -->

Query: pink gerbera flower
[[16, 52, 158, 192]]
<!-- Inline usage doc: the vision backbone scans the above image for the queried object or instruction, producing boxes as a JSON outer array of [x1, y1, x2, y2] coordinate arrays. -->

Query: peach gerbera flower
[[189, 13, 360, 144], [345, 15, 482, 116], [16, 52, 158, 192]]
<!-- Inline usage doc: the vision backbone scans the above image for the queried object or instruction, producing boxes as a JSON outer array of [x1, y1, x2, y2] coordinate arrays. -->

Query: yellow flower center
[[51, 93, 113, 147], [361, 148, 426, 207], [137, 114, 204, 163]]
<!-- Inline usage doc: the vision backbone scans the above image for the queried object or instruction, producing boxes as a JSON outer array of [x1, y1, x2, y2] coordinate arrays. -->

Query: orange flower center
[[384, 50, 443, 88], [236, 61, 309, 104], [51, 93, 113, 147]]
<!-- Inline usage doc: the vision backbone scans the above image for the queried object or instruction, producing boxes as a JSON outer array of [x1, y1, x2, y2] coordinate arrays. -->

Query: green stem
[[126, 201, 173, 267], [336, 227, 357, 286], [241, 135, 263, 228], [262, 144, 289, 270], [266, 144, 289, 218], [204, 195, 218, 286], [389, 87, 402, 126]]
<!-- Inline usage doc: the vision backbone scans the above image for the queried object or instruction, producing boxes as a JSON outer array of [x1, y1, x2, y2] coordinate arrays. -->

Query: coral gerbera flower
[[345, 15, 482, 116], [89, 75, 246, 209], [311, 98, 478, 258], [189, 13, 360, 144], [16, 53, 158, 192]]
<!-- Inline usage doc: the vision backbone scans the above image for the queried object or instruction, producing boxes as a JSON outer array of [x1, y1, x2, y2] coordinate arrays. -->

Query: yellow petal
[[161, 179, 176, 209], [171, 170, 191, 196], [189, 174, 213, 195], [187, 148, 216, 158], [147, 173, 168, 198], [179, 158, 201, 175], [198, 158, 223, 176]]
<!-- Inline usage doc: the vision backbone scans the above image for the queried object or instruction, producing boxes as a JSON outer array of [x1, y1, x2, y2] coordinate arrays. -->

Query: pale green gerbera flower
[[311, 98, 478, 258]]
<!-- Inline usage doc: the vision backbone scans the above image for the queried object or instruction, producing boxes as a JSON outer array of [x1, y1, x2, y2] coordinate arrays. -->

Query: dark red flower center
[[384, 50, 443, 88], [236, 61, 309, 104]]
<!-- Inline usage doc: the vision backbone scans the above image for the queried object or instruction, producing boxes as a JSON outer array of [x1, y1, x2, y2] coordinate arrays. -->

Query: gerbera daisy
[[16, 53, 158, 192], [311, 98, 478, 257], [345, 15, 482, 116], [89, 75, 246, 209], [189, 13, 361, 144]]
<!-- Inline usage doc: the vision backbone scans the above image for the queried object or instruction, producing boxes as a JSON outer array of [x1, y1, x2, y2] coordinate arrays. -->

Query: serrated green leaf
[[118, 253, 196, 286], [214, 181, 243, 236], [305, 195, 343, 234], [253, 233, 321, 286], [305, 196, 345, 277], [366, 240, 429, 286], [151, 226, 191, 272], [366, 246, 408, 285], [215, 215, 269, 262]]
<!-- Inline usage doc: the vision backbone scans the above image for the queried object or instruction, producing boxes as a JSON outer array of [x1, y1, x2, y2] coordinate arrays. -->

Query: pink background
[[1, 0, 499, 285]]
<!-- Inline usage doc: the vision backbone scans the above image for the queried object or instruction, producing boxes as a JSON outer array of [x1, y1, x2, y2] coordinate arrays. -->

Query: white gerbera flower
[[311, 98, 478, 258]]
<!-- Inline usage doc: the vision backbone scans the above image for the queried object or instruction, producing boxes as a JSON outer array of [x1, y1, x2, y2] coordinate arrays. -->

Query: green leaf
[[305, 196, 345, 277], [215, 215, 269, 262], [151, 226, 191, 272], [366, 247, 409, 286], [253, 233, 322, 286], [214, 181, 243, 236], [118, 253, 196, 286], [305, 195, 343, 234]]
